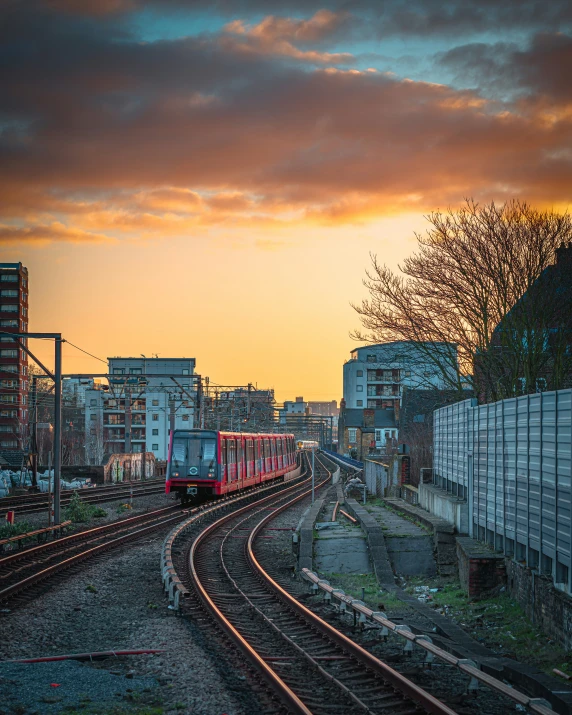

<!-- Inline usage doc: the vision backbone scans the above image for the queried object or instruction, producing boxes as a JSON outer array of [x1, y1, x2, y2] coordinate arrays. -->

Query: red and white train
[[166, 429, 297, 501]]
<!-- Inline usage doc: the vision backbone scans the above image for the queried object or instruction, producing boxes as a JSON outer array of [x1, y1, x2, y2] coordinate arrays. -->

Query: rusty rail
[[302, 569, 556, 715]]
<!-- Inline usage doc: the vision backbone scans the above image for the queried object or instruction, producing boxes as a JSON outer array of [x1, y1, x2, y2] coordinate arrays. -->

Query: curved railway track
[[178, 454, 457, 715], [0, 462, 307, 612], [0, 479, 166, 515]]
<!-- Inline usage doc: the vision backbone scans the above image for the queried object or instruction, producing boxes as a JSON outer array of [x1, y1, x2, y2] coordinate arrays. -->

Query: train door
[[255, 437, 262, 476], [220, 437, 227, 482], [228, 438, 237, 482], [246, 438, 254, 479], [277, 437, 283, 469], [237, 438, 243, 482]]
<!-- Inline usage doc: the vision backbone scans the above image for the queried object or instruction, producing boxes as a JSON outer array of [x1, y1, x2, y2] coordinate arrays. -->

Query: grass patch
[[320, 572, 404, 613], [64, 492, 107, 523], [404, 576, 572, 675]]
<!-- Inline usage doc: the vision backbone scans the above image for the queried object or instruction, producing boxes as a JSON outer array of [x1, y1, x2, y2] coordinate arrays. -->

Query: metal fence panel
[[433, 389, 572, 594]]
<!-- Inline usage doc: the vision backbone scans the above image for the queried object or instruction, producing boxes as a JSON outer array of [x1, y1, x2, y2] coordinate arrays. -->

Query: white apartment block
[[84, 357, 196, 463], [343, 341, 457, 409]]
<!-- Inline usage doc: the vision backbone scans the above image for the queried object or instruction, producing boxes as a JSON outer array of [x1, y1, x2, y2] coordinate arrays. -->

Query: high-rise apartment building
[[343, 341, 457, 409], [0, 263, 29, 451], [85, 357, 197, 462]]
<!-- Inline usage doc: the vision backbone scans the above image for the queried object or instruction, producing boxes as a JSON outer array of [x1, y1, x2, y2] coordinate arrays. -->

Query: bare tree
[[353, 200, 572, 402]]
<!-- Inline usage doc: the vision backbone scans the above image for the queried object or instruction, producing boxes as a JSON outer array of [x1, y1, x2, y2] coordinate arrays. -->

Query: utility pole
[[30, 376, 38, 488], [53, 337, 62, 525], [311, 444, 315, 504]]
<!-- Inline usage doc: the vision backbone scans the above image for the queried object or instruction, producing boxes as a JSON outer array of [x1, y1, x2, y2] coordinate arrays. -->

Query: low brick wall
[[507, 560, 572, 651], [456, 537, 506, 599]]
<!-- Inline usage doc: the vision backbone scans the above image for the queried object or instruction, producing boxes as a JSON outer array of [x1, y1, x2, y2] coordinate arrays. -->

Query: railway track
[[177, 454, 456, 715], [0, 504, 187, 609], [0, 463, 307, 612], [0, 479, 166, 514]]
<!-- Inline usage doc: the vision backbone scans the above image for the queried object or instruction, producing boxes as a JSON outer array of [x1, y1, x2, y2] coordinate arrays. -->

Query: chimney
[[555, 241, 572, 268], [364, 409, 375, 427]]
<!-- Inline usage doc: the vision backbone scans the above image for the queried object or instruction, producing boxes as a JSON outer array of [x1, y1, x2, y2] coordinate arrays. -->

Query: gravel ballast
[[0, 529, 244, 714]]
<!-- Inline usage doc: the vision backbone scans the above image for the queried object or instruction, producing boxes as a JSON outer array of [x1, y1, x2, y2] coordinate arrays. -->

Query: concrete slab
[[366, 505, 437, 577], [314, 530, 371, 574]]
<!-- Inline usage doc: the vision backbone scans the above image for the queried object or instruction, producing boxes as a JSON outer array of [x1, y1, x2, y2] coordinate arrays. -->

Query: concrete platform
[[314, 520, 371, 574], [366, 504, 437, 577]]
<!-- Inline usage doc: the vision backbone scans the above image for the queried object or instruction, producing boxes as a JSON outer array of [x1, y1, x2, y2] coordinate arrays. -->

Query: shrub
[[0, 520, 35, 540], [64, 492, 107, 523]]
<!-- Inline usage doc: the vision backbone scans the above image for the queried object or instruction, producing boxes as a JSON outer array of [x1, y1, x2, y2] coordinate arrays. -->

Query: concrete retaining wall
[[296, 497, 325, 571], [419, 482, 469, 534]]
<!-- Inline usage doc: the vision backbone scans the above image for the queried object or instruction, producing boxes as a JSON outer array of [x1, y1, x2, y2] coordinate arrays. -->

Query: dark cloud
[[438, 33, 572, 104], [1, 1, 572, 243]]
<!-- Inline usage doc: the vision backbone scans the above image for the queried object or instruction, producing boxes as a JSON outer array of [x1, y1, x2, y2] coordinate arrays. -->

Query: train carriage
[[166, 429, 296, 502]]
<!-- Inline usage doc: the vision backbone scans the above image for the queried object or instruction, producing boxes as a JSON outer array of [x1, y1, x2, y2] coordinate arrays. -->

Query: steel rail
[[0, 508, 186, 604], [187, 458, 322, 715], [247, 460, 458, 715], [0, 480, 166, 514], [187, 454, 456, 715], [0, 504, 181, 568], [301, 570, 557, 715]]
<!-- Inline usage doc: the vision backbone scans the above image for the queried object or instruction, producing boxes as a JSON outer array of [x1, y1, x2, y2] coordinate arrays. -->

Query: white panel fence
[[433, 389, 572, 594]]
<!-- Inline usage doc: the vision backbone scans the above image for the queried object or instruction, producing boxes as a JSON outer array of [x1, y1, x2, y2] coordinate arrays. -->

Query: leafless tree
[[353, 200, 572, 402]]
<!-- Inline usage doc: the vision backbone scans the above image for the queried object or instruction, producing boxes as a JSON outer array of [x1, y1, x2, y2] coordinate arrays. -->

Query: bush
[[64, 492, 107, 523], [0, 520, 35, 540]]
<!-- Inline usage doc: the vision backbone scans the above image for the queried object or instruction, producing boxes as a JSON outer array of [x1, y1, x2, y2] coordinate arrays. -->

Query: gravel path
[[0, 528, 245, 715]]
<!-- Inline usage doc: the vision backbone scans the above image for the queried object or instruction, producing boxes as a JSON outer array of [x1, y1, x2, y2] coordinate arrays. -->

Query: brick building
[[0, 262, 29, 455], [338, 404, 397, 461]]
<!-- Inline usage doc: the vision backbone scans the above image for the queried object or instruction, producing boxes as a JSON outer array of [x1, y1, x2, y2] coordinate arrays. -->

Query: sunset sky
[[2, 0, 571, 402]]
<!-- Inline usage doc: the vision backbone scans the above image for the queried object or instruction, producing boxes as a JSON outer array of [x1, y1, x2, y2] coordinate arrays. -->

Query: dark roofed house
[[338, 404, 397, 461]]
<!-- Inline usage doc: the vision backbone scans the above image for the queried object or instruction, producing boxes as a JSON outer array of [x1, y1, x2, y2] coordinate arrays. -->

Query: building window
[[152, 429, 158, 436], [130, 368, 142, 374], [0, 349, 18, 358], [356, 400, 363, 406], [375, 429, 382, 442], [348, 428, 357, 442], [152, 444, 159, 450], [356, 370, 363, 377], [0, 275, 18, 282], [90, 399, 97, 406], [0, 305, 18, 312], [356, 385, 363, 392], [0, 290, 18, 297], [152, 414, 159, 421], [366, 354, 377, 362], [182, 414, 189, 421], [90, 414, 97, 421], [113, 368, 125, 374], [152, 399, 159, 406], [0, 319, 18, 327], [182, 369, 190, 375]]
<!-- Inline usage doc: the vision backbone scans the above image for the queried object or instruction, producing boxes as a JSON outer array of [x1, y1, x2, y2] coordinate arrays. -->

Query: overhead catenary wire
[[63, 340, 107, 365]]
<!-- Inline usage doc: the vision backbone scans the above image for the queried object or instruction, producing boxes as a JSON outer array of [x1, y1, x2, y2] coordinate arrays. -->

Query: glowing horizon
[[3, 2, 571, 402]]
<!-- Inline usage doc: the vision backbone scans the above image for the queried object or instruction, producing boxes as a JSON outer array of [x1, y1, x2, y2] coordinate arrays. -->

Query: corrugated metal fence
[[433, 389, 572, 594]]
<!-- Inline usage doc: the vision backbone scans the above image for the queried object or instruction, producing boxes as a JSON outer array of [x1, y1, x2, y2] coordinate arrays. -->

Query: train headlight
[[172, 472, 179, 477]]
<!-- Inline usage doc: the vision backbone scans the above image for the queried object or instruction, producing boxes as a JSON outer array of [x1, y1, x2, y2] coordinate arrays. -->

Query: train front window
[[171, 437, 217, 473]]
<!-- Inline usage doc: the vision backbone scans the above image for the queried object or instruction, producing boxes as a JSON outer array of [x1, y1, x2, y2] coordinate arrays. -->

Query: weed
[[85, 584, 97, 593], [64, 492, 107, 523], [0, 520, 35, 540], [319, 572, 406, 614], [117, 503, 133, 514]]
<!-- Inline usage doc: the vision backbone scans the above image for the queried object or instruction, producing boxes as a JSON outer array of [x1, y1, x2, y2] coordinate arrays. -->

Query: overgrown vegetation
[[64, 492, 107, 523], [320, 572, 404, 612], [0, 520, 35, 541], [404, 577, 572, 675]]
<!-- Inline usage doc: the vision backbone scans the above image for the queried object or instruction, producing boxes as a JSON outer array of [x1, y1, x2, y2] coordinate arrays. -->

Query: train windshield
[[171, 436, 216, 471]]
